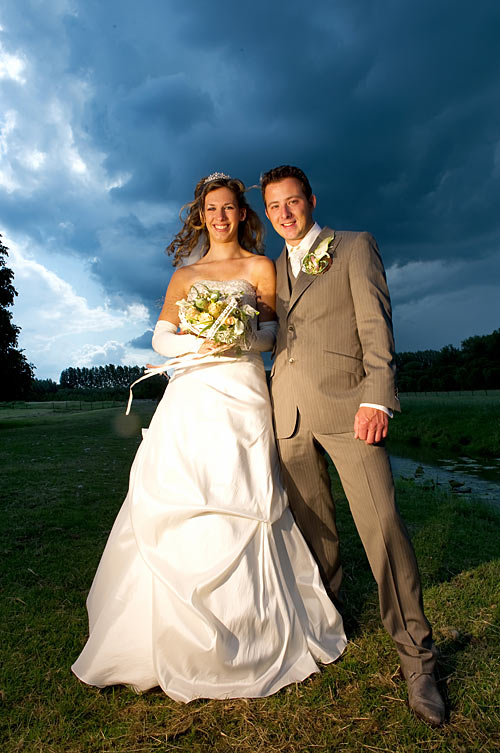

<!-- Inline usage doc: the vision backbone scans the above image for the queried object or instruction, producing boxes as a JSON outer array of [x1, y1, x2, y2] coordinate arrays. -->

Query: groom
[[261, 165, 445, 726]]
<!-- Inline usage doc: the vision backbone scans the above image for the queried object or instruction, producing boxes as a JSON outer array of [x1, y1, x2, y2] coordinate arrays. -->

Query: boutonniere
[[301, 235, 334, 275]]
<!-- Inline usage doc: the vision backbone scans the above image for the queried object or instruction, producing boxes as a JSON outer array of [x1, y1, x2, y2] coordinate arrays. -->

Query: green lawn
[[388, 391, 500, 460], [1, 402, 499, 752]]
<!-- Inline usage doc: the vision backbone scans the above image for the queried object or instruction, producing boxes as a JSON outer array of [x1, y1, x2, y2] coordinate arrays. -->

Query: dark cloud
[[1, 0, 499, 374], [118, 74, 214, 133], [90, 214, 172, 305], [128, 330, 155, 349]]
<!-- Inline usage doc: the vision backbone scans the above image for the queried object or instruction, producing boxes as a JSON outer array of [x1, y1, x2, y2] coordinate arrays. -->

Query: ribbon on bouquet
[[125, 345, 234, 416]]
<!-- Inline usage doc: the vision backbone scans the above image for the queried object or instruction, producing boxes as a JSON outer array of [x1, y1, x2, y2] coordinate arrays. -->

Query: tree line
[[27, 367, 166, 402], [25, 328, 500, 401], [59, 364, 144, 390], [396, 330, 500, 392]]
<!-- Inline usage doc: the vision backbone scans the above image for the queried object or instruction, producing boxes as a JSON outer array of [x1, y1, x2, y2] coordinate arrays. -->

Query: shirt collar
[[286, 222, 322, 256]]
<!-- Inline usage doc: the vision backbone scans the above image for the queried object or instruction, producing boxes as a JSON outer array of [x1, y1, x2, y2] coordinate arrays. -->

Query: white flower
[[242, 304, 259, 316], [301, 235, 334, 275], [233, 320, 245, 335]]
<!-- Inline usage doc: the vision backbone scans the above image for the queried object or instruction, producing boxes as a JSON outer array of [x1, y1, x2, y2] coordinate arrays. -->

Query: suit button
[[289, 357, 295, 363], [288, 325, 294, 332]]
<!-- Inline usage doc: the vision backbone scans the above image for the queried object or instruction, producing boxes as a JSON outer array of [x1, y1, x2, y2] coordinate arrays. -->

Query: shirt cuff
[[359, 403, 393, 418]]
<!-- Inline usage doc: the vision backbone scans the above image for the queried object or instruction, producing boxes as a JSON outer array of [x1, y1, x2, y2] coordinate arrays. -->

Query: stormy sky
[[1, 0, 499, 380]]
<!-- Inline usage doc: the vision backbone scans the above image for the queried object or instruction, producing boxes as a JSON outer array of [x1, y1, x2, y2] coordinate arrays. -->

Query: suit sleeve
[[348, 232, 400, 412]]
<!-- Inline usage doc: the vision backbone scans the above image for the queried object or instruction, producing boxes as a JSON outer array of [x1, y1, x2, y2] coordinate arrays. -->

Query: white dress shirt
[[286, 222, 323, 278], [287, 223, 392, 418]]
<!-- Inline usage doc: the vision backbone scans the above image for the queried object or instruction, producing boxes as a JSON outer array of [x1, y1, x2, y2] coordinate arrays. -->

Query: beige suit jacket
[[270, 227, 400, 438]]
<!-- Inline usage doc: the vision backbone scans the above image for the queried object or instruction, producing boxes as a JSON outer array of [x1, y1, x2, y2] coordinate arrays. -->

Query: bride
[[71, 172, 346, 703]]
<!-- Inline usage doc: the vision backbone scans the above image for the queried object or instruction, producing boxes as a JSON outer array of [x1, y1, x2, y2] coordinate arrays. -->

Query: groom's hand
[[354, 406, 389, 444]]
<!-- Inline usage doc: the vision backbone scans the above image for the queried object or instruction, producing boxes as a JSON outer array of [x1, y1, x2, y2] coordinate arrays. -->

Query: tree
[[0, 234, 35, 400], [29, 378, 58, 398]]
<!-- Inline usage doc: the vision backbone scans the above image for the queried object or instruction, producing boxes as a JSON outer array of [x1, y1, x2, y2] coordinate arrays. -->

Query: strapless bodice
[[187, 279, 256, 303]]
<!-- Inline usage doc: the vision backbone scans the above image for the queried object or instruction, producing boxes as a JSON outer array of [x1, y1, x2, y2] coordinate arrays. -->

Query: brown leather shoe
[[407, 672, 445, 726]]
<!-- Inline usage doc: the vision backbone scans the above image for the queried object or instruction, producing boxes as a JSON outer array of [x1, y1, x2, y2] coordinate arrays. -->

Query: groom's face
[[264, 177, 316, 246]]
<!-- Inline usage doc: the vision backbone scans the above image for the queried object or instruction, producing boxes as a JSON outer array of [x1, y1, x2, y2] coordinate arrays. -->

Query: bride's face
[[202, 187, 246, 245]]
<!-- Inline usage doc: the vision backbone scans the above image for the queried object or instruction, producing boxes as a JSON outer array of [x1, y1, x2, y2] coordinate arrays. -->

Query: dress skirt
[[72, 352, 346, 702]]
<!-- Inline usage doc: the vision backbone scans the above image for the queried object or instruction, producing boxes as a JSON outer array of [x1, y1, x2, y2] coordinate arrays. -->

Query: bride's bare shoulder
[[170, 263, 197, 285], [247, 253, 274, 270], [247, 254, 276, 281], [164, 265, 199, 301]]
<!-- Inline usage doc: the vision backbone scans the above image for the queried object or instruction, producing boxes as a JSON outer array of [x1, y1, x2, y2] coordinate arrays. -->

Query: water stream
[[389, 450, 500, 507]]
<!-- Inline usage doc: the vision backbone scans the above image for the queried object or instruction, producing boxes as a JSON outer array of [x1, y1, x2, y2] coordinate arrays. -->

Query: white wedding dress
[[72, 280, 346, 703]]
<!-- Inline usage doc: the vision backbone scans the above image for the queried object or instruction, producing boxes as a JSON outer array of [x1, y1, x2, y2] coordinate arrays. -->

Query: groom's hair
[[260, 165, 313, 202]]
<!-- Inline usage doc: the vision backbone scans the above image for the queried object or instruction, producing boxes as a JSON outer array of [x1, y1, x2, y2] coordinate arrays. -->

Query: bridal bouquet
[[176, 284, 259, 350], [126, 285, 258, 415]]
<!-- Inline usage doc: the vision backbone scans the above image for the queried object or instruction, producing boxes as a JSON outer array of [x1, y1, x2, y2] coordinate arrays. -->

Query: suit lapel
[[288, 267, 315, 311], [275, 247, 290, 305], [288, 227, 339, 312]]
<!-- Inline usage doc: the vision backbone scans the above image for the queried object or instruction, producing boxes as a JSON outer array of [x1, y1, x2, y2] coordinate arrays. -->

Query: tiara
[[204, 172, 231, 184]]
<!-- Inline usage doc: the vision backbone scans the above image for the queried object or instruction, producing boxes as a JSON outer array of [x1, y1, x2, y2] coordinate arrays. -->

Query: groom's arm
[[348, 232, 400, 441]]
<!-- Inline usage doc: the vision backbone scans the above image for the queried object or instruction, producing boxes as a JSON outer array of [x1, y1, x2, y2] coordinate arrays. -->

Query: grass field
[[0, 400, 123, 424], [1, 401, 499, 752], [388, 391, 500, 460]]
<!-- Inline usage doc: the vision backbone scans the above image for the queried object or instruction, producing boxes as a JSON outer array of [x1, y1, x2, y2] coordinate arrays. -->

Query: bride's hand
[[199, 340, 235, 355], [199, 339, 225, 355]]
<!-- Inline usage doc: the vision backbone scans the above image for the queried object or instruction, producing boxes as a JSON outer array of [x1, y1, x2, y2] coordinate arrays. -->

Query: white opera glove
[[246, 320, 278, 352], [152, 320, 203, 358]]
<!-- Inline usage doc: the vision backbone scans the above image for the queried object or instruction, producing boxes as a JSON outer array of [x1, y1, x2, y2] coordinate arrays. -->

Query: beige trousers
[[277, 415, 436, 674]]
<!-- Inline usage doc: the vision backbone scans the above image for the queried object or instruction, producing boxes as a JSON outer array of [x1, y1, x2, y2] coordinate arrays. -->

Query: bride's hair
[[166, 175, 265, 267]]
